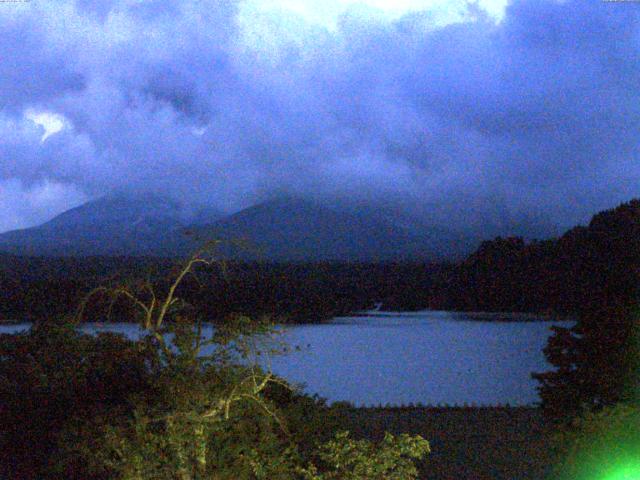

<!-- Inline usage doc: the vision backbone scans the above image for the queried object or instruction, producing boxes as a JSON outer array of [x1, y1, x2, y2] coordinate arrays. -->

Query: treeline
[[4, 198, 640, 326], [426, 199, 640, 418], [428, 199, 640, 318], [0, 255, 443, 323]]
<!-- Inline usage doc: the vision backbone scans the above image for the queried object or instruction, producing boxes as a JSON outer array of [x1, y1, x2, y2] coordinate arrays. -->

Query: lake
[[0, 311, 572, 407]]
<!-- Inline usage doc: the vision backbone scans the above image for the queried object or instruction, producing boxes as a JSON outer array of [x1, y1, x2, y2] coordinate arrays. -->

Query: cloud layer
[[1, 0, 639, 235]]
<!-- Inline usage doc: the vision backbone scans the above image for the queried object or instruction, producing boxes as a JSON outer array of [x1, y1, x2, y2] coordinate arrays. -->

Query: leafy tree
[[533, 200, 640, 418], [0, 243, 431, 479], [0, 320, 156, 479], [533, 303, 640, 419], [300, 431, 430, 480]]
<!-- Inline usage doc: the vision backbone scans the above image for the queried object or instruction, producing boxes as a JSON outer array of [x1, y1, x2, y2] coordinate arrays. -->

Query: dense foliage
[[423, 199, 640, 419], [0, 257, 442, 324], [0, 252, 430, 479], [5, 197, 640, 475], [0, 320, 156, 478], [429, 200, 640, 317], [532, 201, 640, 418]]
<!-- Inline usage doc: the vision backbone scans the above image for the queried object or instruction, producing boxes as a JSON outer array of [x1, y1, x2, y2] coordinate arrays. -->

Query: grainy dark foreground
[[338, 406, 558, 480]]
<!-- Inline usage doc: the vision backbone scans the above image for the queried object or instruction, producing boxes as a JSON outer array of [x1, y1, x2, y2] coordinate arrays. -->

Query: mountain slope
[[194, 197, 465, 261], [0, 193, 203, 256], [0, 195, 471, 260]]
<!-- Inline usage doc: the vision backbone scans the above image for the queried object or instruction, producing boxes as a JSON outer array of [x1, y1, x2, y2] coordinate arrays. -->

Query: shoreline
[[351, 309, 573, 322]]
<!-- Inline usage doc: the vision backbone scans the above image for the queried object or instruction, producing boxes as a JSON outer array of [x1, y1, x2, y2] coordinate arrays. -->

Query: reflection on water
[[0, 311, 571, 407]]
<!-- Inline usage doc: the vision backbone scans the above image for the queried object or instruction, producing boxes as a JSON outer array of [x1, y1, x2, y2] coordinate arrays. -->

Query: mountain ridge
[[0, 194, 475, 260]]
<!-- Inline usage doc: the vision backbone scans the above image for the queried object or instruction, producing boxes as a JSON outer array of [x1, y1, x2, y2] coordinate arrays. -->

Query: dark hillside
[[0, 255, 443, 323], [429, 199, 640, 317]]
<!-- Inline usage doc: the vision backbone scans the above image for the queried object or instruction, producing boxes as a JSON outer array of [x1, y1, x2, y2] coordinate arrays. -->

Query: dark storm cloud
[[0, 12, 85, 111], [0, 0, 639, 234]]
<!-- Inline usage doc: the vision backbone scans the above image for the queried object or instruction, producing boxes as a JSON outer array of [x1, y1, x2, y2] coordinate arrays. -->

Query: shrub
[[0, 247, 431, 479]]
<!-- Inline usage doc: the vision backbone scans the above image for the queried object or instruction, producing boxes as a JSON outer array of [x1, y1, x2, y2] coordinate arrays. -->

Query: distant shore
[[353, 309, 572, 322], [1, 309, 577, 326], [0, 318, 23, 325], [450, 311, 560, 322]]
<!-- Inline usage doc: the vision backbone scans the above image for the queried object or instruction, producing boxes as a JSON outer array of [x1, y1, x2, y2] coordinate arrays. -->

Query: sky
[[1, 0, 639, 235]]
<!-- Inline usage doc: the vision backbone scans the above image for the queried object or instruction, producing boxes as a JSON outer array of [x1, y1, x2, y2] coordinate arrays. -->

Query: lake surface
[[0, 311, 572, 407]]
